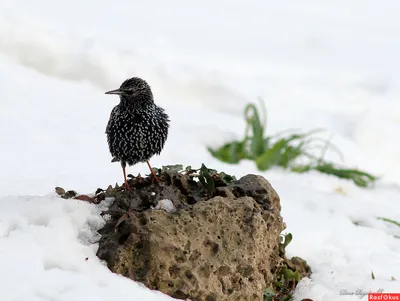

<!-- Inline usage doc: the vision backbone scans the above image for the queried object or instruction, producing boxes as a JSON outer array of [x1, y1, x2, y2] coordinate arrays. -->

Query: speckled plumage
[[105, 77, 169, 173]]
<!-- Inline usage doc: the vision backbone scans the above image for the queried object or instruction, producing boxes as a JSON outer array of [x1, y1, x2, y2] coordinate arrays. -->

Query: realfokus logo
[[369, 293, 400, 300]]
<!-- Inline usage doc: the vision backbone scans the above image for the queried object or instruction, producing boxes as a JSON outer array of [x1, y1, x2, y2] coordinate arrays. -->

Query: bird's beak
[[105, 88, 124, 95]]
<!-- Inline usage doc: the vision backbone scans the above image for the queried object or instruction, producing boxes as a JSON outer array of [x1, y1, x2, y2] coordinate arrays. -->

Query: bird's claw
[[152, 174, 161, 184], [124, 182, 131, 190]]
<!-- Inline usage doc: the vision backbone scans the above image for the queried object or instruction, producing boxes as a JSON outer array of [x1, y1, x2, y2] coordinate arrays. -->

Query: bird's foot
[[146, 161, 161, 184], [148, 167, 161, 183], [124, 180, 131, 191], [151, 174, 161, 184]]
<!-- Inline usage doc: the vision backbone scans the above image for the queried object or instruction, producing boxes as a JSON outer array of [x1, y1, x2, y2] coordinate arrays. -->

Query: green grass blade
[[207, 141, 248, 164], [314, 162, 378, 187], [245, 103, 266, 158], [377, 217, 400, 228], [255, 139, 289, 170]]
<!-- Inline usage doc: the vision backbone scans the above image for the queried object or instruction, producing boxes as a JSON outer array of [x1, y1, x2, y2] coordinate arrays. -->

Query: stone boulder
[[96, 168, 310, 301]]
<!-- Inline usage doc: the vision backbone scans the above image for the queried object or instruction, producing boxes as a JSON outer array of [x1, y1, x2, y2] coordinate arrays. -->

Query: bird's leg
[[146, 160, 160, 183], [121, 161, 131, 190]]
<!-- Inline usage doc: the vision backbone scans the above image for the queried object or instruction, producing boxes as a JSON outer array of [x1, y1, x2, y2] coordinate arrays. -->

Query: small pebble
[[55, 187, 65, 196], [152, 199, 176, 213]]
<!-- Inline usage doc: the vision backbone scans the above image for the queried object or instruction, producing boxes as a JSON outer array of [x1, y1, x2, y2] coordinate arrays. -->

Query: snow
[[0, 195, 174, 301], [0, 0, 400, 300]]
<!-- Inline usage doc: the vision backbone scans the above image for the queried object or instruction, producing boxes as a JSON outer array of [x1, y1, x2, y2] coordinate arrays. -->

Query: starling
[[105, 77, 170, 189]]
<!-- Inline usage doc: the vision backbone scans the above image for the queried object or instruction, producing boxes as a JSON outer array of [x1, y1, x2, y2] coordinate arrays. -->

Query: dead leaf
[[74, 195, 95, 202], [55, 187, 65, 196], [114, 213, 129, 231]]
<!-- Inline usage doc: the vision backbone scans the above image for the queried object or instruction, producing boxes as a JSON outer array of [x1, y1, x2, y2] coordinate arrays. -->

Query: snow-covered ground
[[0, 1, 399, 300]]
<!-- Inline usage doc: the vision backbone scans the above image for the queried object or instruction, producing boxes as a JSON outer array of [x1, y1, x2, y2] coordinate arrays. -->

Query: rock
[[96, 170, 310, 301]]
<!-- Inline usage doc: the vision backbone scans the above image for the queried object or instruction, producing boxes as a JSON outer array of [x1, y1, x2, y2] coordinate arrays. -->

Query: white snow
[[0, 0, 399, 300]]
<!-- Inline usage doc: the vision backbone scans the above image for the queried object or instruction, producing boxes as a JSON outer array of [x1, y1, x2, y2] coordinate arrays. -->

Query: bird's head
[[105, 77, 154, 107]]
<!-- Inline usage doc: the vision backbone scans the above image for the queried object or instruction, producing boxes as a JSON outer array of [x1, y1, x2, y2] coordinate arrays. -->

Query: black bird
[[105, 77, 169, 189]]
